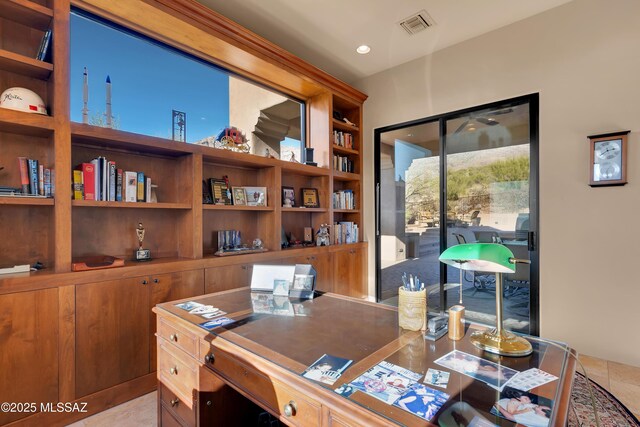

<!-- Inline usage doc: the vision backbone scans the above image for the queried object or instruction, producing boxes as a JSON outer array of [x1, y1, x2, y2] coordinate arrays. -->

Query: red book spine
[[78, 163, 96, 201], [17, 157, 30, 194]]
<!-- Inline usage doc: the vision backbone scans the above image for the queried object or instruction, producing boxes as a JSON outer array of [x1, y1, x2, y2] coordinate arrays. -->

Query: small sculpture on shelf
[[316, 224, 331, 247], [135, 222, 152, 261], [252, 238, 264, 250]]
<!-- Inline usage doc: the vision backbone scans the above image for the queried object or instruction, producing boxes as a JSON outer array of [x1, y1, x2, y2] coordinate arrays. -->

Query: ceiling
[[196, 0, 573, 83]]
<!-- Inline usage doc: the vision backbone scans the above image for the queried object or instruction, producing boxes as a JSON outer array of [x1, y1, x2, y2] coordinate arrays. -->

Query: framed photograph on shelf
[[244, 186, 267, 206], [209, 178, 232, 205], [301, 188, 319, 208], [232, 187, 246, 205], [588, 130, 629, 187], [282, 186, 295, 207]]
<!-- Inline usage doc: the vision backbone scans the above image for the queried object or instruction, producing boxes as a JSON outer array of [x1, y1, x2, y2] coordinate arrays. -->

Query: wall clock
[[589, 130, 629, 186]]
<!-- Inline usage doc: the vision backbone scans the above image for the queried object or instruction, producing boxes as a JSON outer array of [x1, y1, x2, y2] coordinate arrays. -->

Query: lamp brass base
[[470, 329, 533, 357]]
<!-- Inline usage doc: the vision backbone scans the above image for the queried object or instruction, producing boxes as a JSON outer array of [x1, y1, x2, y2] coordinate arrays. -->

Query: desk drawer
[[204, 348, 321, 427], [158, 338, 199, 408], [158, 317, 199, 357], [159, 382, 196, 427]]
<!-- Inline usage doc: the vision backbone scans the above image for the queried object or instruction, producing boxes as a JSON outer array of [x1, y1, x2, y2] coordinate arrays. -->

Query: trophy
[[135, 222, 152, 261]]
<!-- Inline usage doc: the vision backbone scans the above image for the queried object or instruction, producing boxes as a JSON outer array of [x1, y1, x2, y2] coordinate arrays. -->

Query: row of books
[[73, 158, 152, 202], [334, 221, 359, 245], [36, 29, 52, 62], [333, 189, 356, 210], [332, 130, 354, 149], [17, 157, 55, 197], [333, 155, 355, 173]]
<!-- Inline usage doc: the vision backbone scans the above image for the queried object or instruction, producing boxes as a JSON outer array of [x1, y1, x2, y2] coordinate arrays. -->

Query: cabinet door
[[76, 277, 150, 397], [150, 270, 204, 370], [0, 289, 59, 425], [333, 247, 365, 298], [205, 264, 251, 293]]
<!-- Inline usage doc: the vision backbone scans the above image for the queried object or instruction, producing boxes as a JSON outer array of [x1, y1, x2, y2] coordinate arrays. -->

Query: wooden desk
[[153, 289, 576, 426]]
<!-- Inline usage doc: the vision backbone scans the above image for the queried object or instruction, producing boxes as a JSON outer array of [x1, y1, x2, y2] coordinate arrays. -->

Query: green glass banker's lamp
[[439, 243, 532, 357]]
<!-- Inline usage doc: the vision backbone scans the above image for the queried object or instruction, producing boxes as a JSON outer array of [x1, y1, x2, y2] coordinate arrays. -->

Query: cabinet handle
[[142, 279, 148, 285], [170, 398, 179, 407], [169, 334, 178, 342], [169, 366, 178, 375], [349, 249, 356, 254], [153, 278, 159, 284], [283, 400, 297, 417], [241, 265, 247, 270], [204, 354, 214, 364]]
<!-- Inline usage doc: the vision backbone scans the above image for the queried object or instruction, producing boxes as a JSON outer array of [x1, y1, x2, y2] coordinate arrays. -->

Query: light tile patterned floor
[[66, 355, 640, 426]]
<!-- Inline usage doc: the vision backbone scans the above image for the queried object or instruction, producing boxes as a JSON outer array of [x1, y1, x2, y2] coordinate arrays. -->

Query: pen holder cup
[[398, 287, 427, 331]]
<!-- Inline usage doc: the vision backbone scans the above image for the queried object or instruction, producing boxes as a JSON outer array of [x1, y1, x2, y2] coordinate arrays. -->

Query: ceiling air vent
[[398, 10, 435, 35]]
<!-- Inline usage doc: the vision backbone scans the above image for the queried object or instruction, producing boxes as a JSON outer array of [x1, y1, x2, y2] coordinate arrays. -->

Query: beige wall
[[354, 0, 640, 366]]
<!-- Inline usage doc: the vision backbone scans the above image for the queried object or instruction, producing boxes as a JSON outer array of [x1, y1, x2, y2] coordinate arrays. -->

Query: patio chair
[[451, 233, 495, 291], [473, 230, 502, 243], [503, 244, 530, 299]]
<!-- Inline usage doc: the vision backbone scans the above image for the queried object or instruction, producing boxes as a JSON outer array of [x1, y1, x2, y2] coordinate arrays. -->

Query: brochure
[[490, 386, 554, 427], [349, 361, 423, 404], [201, 310, 227, 319], [189, 305, 219, 315], [175, 301, 203, 311], [199, 317, 234, 330], [505, 368, 558, 392], [434, 350, 519, 391], [302, 354, 353, 385], [424, 368, 450, 389], [334, 384, 356, 398], [393, 383, 449, 422]]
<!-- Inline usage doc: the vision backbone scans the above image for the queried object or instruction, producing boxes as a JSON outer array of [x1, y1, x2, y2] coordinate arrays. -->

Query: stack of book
[[17, 157, 54, 197], [333, 155, 354, 173], [333, 130, 354, 149], [74, 158, 152, 202], [333, 189, 355, 210], [333, 221, 358, 245]]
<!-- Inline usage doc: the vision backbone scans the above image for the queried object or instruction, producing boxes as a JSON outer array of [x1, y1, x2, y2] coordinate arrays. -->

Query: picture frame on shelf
[[245, 186, 267, 206], [282, 186, 295, 207], [301, 188, 319, 208], [209, 178, 232, 205], [588, 130, 629, 187], [232, 187, 246, 205]]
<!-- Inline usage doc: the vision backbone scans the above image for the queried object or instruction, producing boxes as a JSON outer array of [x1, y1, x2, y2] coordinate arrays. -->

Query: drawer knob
[[204, 354, 214, 364], [153, 278, 160, 283], [142, 279, 148, 285], [169, 334, 178, 342], [170, 366, 178, 375], [283, 400, 297, 417], [170, 398, 179, 407]]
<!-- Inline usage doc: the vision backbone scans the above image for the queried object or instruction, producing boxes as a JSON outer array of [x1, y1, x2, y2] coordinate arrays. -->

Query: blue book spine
[[28, 159, 39, 195]]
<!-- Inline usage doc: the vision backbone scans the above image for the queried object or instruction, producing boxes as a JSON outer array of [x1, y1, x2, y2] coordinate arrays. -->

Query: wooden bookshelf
[[281, 207, 328, 213], [0, 196, 54, 205], [0, 0, 53, 31], [332, 117, 359, 132], [0, 48, 53, 78], [0, 107, 55, 136], [332, 145, 359, 156], [71, 200, 191, 209], [333, 170, 361, 181], [203, 204, 273, 211]]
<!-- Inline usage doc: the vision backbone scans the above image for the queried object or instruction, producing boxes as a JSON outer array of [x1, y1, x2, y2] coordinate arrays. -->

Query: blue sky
[[70, 12, 229, 142]]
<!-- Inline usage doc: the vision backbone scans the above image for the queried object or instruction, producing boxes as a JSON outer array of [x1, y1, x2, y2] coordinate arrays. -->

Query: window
[[70, 10, 304, 160]]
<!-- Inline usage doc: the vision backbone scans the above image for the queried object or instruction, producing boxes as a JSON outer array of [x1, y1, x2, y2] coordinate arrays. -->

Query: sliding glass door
[[375, 94, 538, 335]]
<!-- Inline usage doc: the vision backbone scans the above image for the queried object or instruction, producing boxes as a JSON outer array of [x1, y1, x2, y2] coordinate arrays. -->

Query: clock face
[[594, 139, 621, 161]]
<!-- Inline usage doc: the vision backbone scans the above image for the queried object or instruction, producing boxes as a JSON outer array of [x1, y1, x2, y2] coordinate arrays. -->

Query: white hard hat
[[0, 87, 47, 115]]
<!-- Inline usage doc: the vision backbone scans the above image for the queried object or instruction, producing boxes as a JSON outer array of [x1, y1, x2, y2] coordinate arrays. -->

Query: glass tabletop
[[157, 289, 572, 426]]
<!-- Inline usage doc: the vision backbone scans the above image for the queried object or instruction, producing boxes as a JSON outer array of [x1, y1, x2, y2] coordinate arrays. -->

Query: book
[[28, 159, 39, 195], [43, 168, 51, 197], [393, 384, 449, 422], [17, 157, 29, 194], [124, 171, 137, 202], [349, 360, 423, 404], [302, 354, 353, 385], [76, 163, 95, 201], [101, 157, 108, 201], [108, 161, 116, 201], [136, 172, 145, 202], [36, 29, 52, 61], [116, 169, 123, 202], [72, 170, 84, 200], [202, 180, 213, 204], [90, 158, 100, 200], [145, 177, 151, 203], [50, 169, 55, 196], [490, 386, 554, 427], [38, 164, 44, 195]]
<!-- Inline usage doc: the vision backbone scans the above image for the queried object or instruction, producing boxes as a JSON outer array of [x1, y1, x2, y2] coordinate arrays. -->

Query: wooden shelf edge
[[0, 106, 55, 134], [332, 170, 361, 181], [332, 145, 359, 156], [71, 200, 191, 209], [0, 196, 54, 206], [0, 48, 53, 79], [203, 204, 273, 211], [333, 209, 359, 213], [282, 207, 327, 213], [0, 0, 53, 31], [332, 118, 359, 132]]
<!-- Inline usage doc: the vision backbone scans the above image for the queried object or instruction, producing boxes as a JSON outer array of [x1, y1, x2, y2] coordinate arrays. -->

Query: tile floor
[[66, 355, 640, 426]]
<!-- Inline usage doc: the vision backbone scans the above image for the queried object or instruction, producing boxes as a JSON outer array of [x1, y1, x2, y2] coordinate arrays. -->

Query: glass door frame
[[374, 93, 540, 335]]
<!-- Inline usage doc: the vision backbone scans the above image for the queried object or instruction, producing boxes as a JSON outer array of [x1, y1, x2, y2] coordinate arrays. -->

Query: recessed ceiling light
[[468, 126, 476, 131], [407, 133, 413, 137], [356, 45, 371, 54]]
